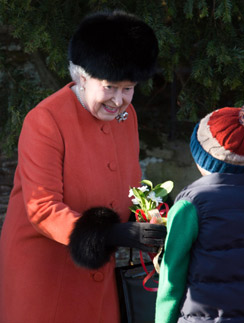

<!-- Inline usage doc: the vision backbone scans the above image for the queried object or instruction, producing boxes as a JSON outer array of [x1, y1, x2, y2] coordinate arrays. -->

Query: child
[[155, 106, 244, 323]]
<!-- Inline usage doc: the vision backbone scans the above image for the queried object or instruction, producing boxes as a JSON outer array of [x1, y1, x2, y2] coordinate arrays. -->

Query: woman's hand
[[106, 222, 166, 253]]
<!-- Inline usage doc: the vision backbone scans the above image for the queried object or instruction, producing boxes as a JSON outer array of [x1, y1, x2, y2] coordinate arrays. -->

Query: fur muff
[[68, 207, 120, 269], [68, 10, 159, 82]]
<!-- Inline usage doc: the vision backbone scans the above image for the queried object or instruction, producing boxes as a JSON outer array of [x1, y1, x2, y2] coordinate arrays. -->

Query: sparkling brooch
[[116, 111, 128, 123]]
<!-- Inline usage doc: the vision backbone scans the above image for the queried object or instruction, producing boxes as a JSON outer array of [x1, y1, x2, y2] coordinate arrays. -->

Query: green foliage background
[[1, 0, 244, 155]]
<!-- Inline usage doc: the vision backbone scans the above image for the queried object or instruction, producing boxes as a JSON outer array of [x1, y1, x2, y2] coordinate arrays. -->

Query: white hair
[[68, 61, 90, 85]]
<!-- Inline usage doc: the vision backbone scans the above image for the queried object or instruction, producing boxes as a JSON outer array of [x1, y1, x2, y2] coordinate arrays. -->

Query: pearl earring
[[80, 86, 84, 91]]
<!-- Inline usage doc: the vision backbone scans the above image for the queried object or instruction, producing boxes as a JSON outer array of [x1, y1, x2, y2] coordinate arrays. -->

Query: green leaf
[[129, 205, 138, 213], [160, 181, 174, 194], [152, 180, 174, 198], [154, 187, 168, 198], [145, 199, 151, 210], [141, 179, 153, 189], [132, 188, 143, 200]]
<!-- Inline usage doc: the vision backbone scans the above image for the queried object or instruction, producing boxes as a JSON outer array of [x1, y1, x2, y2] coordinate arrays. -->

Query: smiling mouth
[[103, 104, 119, 114]]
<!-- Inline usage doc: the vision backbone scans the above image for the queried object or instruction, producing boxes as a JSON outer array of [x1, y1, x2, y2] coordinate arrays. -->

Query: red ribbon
[[139, 251, 158, 292], [158, 202, 169, 217], [135, 208, 147, 222], [135, 203, 169, 223], [135, 203, 169, 292]]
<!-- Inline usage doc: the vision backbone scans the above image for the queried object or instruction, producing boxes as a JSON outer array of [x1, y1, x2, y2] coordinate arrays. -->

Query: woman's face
[[81, 77, 137, 121]]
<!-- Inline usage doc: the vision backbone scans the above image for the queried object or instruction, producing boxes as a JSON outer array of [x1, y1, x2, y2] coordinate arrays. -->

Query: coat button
[[93, 272, 104, 282], [101, 124, 110, 134], [108, 161, 117, 171], [110, 200, 118, 209]]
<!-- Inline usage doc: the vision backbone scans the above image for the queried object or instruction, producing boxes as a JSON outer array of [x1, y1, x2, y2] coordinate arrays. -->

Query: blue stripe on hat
[[190, 123, 244, 174]]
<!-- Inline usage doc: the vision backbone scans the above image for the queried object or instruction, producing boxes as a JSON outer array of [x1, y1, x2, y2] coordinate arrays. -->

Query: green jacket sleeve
[[155, 200, 199, 323]]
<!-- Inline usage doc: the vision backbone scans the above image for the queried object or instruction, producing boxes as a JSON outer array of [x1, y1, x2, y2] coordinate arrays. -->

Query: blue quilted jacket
[[175, 173, 244, 322]]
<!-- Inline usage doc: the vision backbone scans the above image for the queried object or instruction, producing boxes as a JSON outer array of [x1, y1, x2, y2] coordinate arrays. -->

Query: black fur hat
[[68, 10, 159, 82]]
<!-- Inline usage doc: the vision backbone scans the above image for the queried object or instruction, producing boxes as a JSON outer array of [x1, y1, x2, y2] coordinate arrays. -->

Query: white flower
[[148, 191, 156, 200], [148, 191, 163, 206], [128, 188, 134, 198], [132, 197, 140, 205], [138, 185, 149, 193]]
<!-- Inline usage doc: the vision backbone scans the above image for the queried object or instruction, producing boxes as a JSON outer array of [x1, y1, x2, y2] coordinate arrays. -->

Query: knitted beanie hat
[[68, 10, 159, 82], [190, 107, 244, 173]]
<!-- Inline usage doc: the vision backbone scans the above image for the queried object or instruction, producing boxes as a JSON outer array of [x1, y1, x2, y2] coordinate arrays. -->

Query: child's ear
[[196, 163, 211, 176]]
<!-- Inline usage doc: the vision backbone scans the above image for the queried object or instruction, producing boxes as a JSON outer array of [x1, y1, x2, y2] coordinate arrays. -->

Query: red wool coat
[[0, 83, 141, 323]]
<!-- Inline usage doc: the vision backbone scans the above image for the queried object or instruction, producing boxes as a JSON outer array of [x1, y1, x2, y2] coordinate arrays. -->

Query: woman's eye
[[104, 85, 113, 90]]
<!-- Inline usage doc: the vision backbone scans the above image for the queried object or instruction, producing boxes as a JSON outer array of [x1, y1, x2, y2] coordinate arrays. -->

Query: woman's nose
[[112, 90, 123, 106]]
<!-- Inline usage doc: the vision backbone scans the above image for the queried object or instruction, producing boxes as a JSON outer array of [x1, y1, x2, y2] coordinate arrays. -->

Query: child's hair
[[190, 106, 244, 174]]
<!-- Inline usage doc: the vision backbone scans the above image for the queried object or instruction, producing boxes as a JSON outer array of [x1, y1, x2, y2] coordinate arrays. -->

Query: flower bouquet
[[129, 179, 173, 225], [128, 179, 174, 291]]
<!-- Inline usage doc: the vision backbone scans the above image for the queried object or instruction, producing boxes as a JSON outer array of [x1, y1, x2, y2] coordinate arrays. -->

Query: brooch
[[116, 111, 128, 123]]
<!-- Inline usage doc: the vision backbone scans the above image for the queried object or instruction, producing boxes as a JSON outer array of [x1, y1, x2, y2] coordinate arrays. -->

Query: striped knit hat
[[190, 107, 244, 173]]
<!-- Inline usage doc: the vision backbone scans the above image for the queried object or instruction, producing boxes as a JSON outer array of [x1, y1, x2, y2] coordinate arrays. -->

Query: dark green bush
[[1, 0, 244, 155]]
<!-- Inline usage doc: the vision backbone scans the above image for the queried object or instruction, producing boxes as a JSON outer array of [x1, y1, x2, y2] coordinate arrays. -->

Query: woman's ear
[[80, 75, 86, 90]]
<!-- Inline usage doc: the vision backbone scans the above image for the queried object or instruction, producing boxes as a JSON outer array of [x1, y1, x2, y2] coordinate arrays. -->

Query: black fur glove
[[69, 207, 120, 269]]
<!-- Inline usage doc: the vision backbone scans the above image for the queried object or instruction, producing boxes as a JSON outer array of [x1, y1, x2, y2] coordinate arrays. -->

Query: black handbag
[[115, 248, 159, 323]]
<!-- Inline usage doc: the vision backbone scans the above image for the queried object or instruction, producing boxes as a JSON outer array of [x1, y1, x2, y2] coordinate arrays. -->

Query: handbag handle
[[129, 247, 134, 266]]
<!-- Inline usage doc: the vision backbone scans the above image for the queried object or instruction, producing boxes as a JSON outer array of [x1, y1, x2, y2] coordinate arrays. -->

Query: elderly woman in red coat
[[0, 10, 165, 323]]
